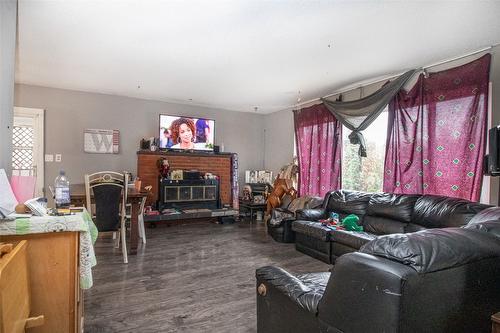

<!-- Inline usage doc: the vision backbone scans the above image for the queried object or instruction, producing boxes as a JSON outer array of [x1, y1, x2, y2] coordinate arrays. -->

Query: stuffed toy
[[242, 185, 253, 201], [156, 158, 170, 178], [341, 214, 364, 232]]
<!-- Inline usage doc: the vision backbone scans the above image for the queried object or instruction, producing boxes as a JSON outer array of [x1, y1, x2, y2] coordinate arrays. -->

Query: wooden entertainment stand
[[137, 150, 239, 221]]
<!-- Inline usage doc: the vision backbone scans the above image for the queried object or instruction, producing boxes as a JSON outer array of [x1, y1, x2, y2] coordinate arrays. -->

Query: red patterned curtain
[[383, 54, 491, 201], [294, 103, 342, 197]]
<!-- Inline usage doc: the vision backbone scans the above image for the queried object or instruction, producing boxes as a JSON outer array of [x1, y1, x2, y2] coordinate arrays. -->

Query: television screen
[[159, 115, 215, 151]]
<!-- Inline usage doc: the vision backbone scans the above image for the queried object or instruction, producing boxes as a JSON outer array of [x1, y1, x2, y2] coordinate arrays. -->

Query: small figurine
[[156, 157, 170, 178], [242, 184, 253, 201], [263, 185, 269, 199]]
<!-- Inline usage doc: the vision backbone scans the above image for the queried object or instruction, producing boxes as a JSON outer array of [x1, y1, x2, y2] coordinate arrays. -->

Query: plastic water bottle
[[54, 170, 70, 208]]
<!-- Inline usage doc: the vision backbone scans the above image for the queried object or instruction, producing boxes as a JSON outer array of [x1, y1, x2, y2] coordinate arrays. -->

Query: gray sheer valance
[[321, 69, 417, 156]]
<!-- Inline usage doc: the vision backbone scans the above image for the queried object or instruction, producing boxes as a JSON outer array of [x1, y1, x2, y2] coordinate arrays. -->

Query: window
[[341, 111, 388, 192]]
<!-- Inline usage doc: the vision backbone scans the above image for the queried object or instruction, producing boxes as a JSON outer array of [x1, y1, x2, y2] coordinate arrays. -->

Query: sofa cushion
[[464, 220, 500, 240], [404, 223, 427, 233], [326, 190, 371, 221], [366, 193, 419, 223], [467, 206, 500, 225], [296, 208, 327, 221], [360, 228, 500, 273], [295, 272, 331, 313], [292, 221, 331, 241], [363, 216, 407, 235], [411, 195, 490, 228], [281, 194, 294, 210], [288, 196, 324, 212], [329, 230, 377, 249]]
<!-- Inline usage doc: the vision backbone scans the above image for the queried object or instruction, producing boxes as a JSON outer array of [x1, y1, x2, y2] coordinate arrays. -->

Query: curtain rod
[[287, 43, 500, 112]]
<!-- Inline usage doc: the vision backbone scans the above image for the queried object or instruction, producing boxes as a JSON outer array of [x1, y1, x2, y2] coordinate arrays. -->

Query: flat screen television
[[159, 114, 215, 151]]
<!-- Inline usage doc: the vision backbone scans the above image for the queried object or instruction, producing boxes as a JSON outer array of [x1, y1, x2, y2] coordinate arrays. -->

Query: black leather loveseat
[[267, 195, 323, 243], [256, 210, 500, 333], [292, 190, 492, 264]]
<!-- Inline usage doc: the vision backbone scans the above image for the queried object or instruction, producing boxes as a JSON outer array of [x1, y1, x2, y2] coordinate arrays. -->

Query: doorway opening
[[12, 107, 45, 197]]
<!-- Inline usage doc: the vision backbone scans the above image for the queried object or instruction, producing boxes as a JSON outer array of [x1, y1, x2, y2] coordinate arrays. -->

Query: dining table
[[69, 184, 148, 255]]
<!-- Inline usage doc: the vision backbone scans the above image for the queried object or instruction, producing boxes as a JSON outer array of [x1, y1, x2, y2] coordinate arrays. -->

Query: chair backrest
[[84, 171, 129, 232], [138, 196, 147, 215]]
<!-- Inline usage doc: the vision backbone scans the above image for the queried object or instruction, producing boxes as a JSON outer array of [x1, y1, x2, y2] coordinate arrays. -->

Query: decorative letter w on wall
[[84, 129, 120, 154]]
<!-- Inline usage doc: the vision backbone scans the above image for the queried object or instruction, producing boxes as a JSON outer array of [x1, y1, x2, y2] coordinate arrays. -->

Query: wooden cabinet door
[[0, 232, 80, 333]]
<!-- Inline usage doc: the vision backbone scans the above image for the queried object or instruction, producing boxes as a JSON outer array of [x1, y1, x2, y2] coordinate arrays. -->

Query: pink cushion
[[10, 175, 36, 203]]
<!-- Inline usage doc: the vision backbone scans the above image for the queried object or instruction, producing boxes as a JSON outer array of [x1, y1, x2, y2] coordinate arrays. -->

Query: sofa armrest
[[268, 208, 295, 228], [256, 266, 322, 333], [256, 266, 311, 304], [317, 252, 417, 333], [296, 208, 327, 221]]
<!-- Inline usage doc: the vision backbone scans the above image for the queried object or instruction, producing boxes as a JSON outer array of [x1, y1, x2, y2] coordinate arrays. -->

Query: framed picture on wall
[[245, 170, 258, 183], [245, 170, 272, 184], [84, 129, 120, 154]]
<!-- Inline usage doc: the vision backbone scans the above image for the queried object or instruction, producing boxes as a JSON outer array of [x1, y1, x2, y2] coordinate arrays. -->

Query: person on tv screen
[[160, 128, 174, 148], [195, 118, 211, 143], [170, 117, 209, 150]]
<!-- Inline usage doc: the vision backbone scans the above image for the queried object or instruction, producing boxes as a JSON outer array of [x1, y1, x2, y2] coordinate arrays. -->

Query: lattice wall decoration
[[12, 125, 34, 171]]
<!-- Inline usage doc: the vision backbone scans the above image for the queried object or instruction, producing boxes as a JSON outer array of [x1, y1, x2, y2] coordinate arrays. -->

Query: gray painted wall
[[0, 0, 17, 174], [14, 84, 265, 193], [263, 47, 500, 203], [263, 109, 295, 175]]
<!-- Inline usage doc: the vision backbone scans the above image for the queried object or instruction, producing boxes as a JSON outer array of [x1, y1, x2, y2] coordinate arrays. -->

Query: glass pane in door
[[12, 125, 35, 177]]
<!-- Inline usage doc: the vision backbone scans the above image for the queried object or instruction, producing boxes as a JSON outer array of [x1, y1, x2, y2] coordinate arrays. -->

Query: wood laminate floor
[[84, 220, 330, 333]]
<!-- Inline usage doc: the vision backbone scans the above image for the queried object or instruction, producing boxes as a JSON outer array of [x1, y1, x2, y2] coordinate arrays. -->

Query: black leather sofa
[[256, 209, 500, 333], [267, 195, 323, 243], [267, 209, 297, 243], [292, 190, 492, 264]]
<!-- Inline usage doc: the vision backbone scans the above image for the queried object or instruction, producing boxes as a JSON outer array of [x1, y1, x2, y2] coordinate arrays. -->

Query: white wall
[[14, 84, 265, 192], [0, 0, 17, 174]]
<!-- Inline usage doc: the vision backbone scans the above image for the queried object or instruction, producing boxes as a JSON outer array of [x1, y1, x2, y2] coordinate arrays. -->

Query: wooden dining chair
[[85, 171, 129, 263], [138, 196, 147, 244]]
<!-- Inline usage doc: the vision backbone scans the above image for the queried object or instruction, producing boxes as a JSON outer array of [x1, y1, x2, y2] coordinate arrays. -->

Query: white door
[[12, 107, 45, 197]]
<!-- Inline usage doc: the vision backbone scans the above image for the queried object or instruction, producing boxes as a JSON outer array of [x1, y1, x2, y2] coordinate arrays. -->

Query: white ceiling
[[16, 0, 500, 114]]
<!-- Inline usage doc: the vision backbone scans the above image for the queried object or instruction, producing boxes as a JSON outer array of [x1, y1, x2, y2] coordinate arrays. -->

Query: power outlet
[[44, 154, 54, 162], [55, 154, 62, 162]]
